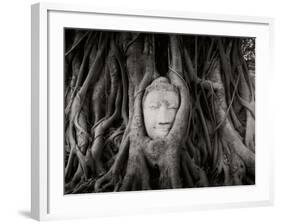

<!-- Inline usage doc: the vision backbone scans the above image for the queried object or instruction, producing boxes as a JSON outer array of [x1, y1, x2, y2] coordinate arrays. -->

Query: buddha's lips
[[154, 125, 171, 132]]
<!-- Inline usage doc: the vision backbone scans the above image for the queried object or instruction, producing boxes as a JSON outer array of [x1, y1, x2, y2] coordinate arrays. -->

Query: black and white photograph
[[64, 29, 255, 194]]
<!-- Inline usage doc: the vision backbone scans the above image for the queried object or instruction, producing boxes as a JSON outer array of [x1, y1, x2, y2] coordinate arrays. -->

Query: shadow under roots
[[149, 164, 161, 190]]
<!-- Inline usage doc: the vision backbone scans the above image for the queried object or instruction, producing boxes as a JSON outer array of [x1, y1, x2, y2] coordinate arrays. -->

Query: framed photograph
[[31, 2, 274, 221]]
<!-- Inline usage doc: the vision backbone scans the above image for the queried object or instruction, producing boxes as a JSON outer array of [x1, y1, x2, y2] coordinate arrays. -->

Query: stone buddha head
[[142, 76, 180, 139]]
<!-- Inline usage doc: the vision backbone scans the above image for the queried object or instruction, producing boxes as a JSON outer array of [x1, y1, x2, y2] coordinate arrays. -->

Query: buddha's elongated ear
[[167, 35, 191, 142]]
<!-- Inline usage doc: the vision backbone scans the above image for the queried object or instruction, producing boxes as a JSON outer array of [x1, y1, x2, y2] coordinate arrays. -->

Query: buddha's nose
[[158, 106, 169, 125]]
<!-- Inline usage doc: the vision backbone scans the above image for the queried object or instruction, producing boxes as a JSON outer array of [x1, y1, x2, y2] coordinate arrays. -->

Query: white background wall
[[0, 0, 279, 223]]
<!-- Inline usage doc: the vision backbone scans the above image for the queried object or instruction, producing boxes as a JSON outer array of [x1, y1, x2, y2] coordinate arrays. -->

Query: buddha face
[[143, 87, 179, 139]]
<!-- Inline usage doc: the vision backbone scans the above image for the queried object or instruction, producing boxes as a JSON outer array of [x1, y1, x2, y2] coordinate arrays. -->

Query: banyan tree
[[64, 30, 255, 194]]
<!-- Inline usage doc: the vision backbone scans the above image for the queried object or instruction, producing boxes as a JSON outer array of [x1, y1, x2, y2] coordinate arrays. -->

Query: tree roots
[[64, 31, 255, 193]]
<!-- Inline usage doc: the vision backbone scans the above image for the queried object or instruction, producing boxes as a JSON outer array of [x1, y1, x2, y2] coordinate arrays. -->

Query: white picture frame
[[31, 2, 274, 221]]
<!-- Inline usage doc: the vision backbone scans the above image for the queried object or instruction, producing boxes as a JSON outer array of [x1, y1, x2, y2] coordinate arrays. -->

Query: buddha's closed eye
[[149, 103, 178, 110], [149, 103, 160, 109], [167, 105, 178, 109]]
